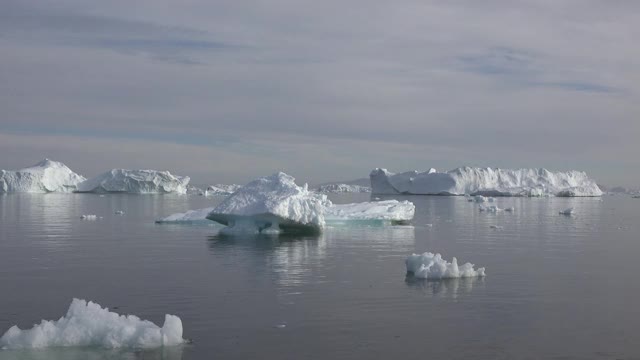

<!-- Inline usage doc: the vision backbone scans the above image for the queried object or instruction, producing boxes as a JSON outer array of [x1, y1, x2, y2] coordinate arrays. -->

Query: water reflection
[[0, 345, 184, 360], [404, 275, 483, 299]]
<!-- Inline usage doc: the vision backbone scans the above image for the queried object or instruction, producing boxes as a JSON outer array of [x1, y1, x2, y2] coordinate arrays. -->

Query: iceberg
[[0, 299, 183, 350], [325, 200, 415, 225], [406, 252, 486, 280], [559, 208, 574, 216], [206, 172, 329, 234], [316, 184, 371, 193], [371, 167, 603, 197], [205, 184, 242, 196], [76, 169, 190, 194], [0, 159, 86, 193]]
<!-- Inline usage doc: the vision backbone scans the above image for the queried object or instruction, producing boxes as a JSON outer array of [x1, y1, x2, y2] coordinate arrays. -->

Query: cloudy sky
[[1, 0, 638, 186]]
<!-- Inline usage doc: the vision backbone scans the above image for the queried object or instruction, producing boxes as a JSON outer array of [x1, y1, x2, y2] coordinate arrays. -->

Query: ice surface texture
[[406, 252, 486, 279], [0, 159, 86, 193], [76, 169, 190, 194], [0, 299, 183, 350], [371, 167, 602, 197]]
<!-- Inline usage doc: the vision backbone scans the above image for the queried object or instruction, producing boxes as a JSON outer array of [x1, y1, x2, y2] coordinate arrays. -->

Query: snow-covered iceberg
[[316, 184, 371, 193], [371, 167, 602, 197], [325, 200, 414, 225], [205, 184, 242, 196], [0, 299, 183, 350], [206, 172, 329, 234], [0, 159, 86, 193], [76, 169, 190, 194], [406, 252, 486, 280]]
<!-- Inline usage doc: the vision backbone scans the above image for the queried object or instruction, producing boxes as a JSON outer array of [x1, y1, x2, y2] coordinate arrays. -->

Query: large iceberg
[[325, 200, 414, 225], [157, 200, 416, 226], [76, 169, 190, 194], [371, 167, 602, 197], [0, 159, 86, 193], [206, 172, 329, 234], [0, 299, 183, 350], [406, 252, 486, 279]]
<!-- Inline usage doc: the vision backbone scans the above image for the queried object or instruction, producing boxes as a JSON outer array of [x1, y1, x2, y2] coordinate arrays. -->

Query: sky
[[0, 0, 638, 186]]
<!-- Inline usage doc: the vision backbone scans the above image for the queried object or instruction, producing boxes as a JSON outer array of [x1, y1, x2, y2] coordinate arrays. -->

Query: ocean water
[[0, 193, 639, 359]]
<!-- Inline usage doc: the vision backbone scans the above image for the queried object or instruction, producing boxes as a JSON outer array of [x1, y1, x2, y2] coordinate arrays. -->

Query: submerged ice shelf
[[371, 167, 602, 197], [324, 200, 415, 225], [0, 299, 183, 350]]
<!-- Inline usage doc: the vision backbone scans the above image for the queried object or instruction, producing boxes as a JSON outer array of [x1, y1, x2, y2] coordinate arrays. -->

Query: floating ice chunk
[[115, 210, 124, 215], [489, 225, 504, 230], [504, 207, 515, 212], [371, 167, 602, 197], [316, 184, 371, 193], [487, 197, 495, 203], [0, 159, 86, 193], [474, 195, 486, 203], [406, 252, 486, 280], [0, 299, 184, 350], [324, 200, 415, 224], [156, 207, 215, 224], [206, 172, 329, 234], [479, 205, 502, 213], [559, 208, 574, 216], [80, 215, 97, 220], [76, 169, 190, 194]]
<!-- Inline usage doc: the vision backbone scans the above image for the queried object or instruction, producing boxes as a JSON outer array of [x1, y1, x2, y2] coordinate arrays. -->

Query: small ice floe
[[559, 208, 574, 216], [487, 197, 495, 203], [0, 298, 184, 350], [479, 205, 502, 213], [474, 195, 486, 203], [405, 252, 485, 280], [425, 224, 433, 228], [80, 215, 97, 220], [489, 225, 504, 230], [274, 324, 287, 329], [504, 207, 515, 212], [115, 210, 125, 215]]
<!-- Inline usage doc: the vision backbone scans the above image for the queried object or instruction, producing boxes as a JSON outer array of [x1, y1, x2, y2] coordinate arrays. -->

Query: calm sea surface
[[0, 193, 639, 359]]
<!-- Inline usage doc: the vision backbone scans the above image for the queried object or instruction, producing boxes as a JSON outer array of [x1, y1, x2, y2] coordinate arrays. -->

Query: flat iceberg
[[206, 172, 329, 234], [316, 184, 371, 193], [0, 159, 86, 193], [0, 299, 183, 350], [156, 207, 216, 224], [76, 169, 190, 194], [325, 200, 415, 225], [371, 167, 603, 197], [406, 252, 486, 279]]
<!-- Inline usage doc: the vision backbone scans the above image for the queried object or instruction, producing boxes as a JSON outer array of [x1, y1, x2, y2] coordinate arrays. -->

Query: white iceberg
[[80, 215, 97, 220], [0, 299, 183, 350], [406, 252, 486, 280], [206, 172, 329, 234], [316, 184, 371, 193], [371, 167, 603, 197], [325, 200, 414, 224], [0, 159, 86, 193], [76, 169, 190, 194], [205, 184, 242, 196]]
